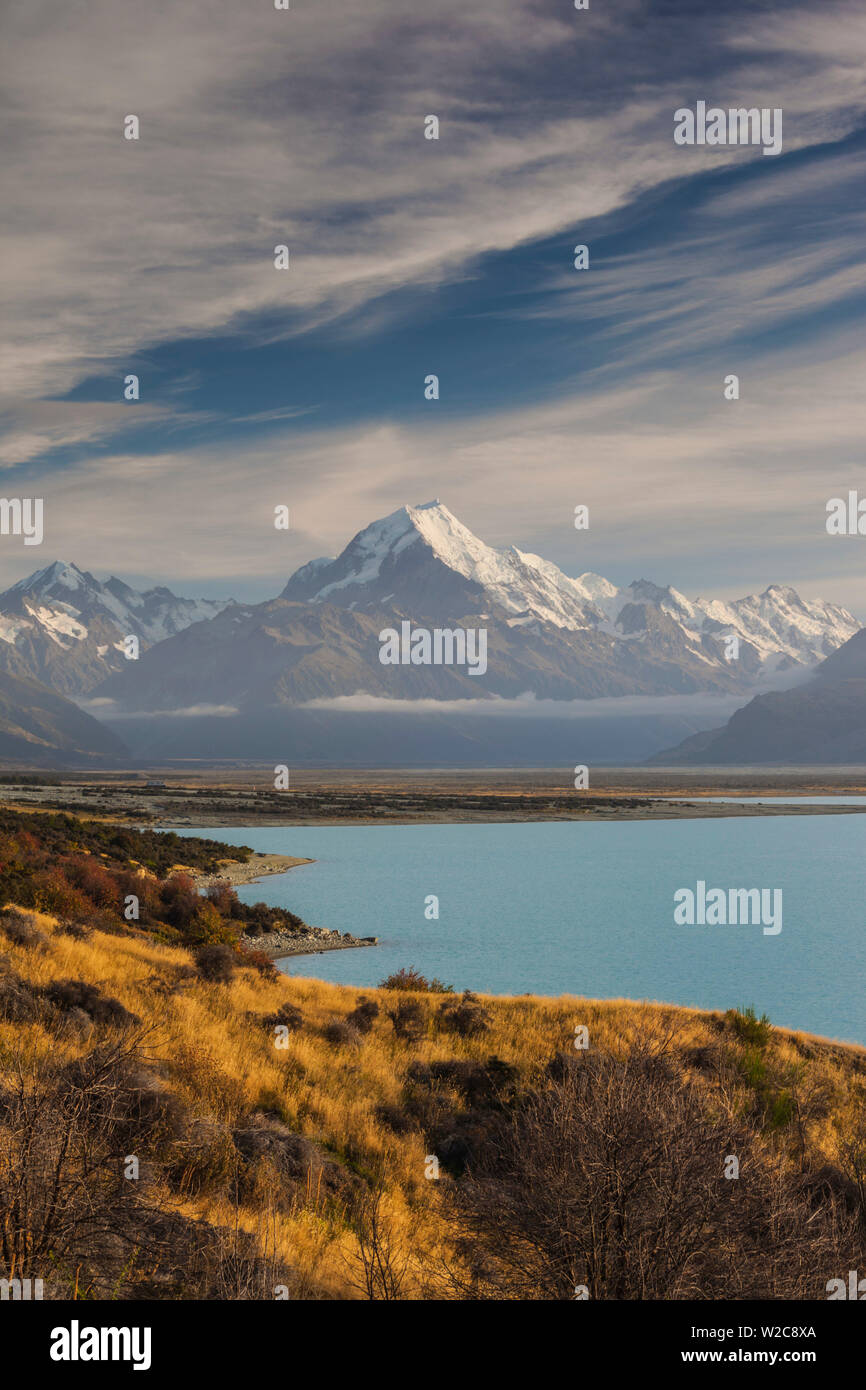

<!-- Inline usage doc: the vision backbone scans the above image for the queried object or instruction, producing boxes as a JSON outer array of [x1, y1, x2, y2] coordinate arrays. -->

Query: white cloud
[[298, 692, 755, 720], [80, 700, 239, 719]]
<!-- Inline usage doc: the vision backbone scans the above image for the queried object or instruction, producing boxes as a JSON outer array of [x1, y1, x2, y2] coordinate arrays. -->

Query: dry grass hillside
[[2, 902, 865, 1300]]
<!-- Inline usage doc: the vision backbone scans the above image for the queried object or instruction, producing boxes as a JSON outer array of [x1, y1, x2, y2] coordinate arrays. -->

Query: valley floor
[[3, 766, 866, 826]]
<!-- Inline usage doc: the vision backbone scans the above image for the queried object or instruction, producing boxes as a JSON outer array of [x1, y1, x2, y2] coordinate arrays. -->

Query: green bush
[[726, 1005, 772, 1049], [379, 966, 453, 994]]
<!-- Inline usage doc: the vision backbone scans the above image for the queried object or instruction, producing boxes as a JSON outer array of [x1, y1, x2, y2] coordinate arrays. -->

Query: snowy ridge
[[284, 501, 859, 673], [0, 561, 234, 696]]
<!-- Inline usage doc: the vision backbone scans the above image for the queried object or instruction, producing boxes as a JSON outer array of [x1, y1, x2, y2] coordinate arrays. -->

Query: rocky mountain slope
[[0, 561, 232, 696], [653, 629, 866, 764], [0, 669, 127, 764]]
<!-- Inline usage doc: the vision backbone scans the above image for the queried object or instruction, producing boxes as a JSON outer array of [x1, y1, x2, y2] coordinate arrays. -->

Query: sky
[[3, 0, 866, 613]]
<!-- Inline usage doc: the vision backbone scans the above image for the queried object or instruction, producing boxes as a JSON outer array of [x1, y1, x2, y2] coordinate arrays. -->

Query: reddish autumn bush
[[159, 874, 200, 931], [113, 869, 162, 924], [236, 947, 278, 979], [205, 881, 240, 917], [62, 857, 124, 912], [30, 869, 91, 920]]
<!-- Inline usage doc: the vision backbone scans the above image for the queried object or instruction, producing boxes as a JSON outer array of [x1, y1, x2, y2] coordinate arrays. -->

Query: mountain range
[[0, 562, 231, 697], [0, 502, 859, 764], [282, 502, 856, 677], [88, 502, 859, 714]]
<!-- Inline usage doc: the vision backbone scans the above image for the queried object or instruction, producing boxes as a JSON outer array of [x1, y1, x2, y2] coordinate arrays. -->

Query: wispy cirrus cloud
[[3, 0, 866, 411]]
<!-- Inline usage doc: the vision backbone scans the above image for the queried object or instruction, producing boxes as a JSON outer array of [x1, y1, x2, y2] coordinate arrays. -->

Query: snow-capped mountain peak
[[283, 502, 612, 629], [12, 560, 94, 597], [281, 502, 860, 674], [0, 562, 235, 697]]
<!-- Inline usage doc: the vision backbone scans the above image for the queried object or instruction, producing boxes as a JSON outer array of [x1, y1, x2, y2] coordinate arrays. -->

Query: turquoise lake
[[177, 816, 866, 1045]]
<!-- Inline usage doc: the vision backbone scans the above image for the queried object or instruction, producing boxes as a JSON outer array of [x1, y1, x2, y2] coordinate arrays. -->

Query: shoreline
[[240, 930, 378, 960], [7, 772, 866, 830], [192, 851, 313, 892], [191, 851, 378, 961], [162, 800, 866, 829]]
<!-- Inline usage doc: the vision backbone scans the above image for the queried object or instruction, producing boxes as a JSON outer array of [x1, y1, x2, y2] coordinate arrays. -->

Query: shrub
[[380, 966, 453, 993], [0, 908, 48, 949], [323, 1017, 361, 1047], [0, 1037, 275, 1299], [159, 873, 200, 931], [62, 857, 123, 912], [194, 943, 237, 983], [442, 1040, 862, 1300], [0, 960, 41, 1022], [374, 1102, 415, 1136], [205, 880, 240, 917], [166, 1118, 236, 1199], [408, 1057, 517, 1108], [187, 899, 236, 946], [438, 990, 490, 1037], [726, 1006, 772, 1049], [231, 1113, 360, 1212], [29, 868, 91, 920], [145, 964, 197, 998], [261, 1002, 304, 1033], [58, 920, 92, 941], [388, 998, 426, 1042], [237, 901, 308, 936], [57, 1006, 94, 1041], [42, 978, 139, 1028], [237, 946, 278, 979], [347, 998, 379, 1034]]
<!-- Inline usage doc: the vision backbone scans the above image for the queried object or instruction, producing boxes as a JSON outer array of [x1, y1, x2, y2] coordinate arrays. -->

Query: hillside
[[2, 913, 865, 1300], [0, 668, 127, 765], [654, 628, 866, 764], [0, 812, 864, 1300]]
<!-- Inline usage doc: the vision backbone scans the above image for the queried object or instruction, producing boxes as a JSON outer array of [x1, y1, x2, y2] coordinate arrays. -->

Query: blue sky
[[3, 0, 866, 611]]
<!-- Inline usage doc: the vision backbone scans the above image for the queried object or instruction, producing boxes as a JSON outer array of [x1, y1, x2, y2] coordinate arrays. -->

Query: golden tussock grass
[[1, 906, 864, 1299]]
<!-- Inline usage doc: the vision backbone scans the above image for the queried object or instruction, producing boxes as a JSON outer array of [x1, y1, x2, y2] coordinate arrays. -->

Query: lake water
[[177, 816, 866, 1046]]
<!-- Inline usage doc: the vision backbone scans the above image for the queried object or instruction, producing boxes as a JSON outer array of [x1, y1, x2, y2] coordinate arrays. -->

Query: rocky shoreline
[[240, 926, 378, 959], [193, 851, 312, 891], [193, 851, 378, 960]]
